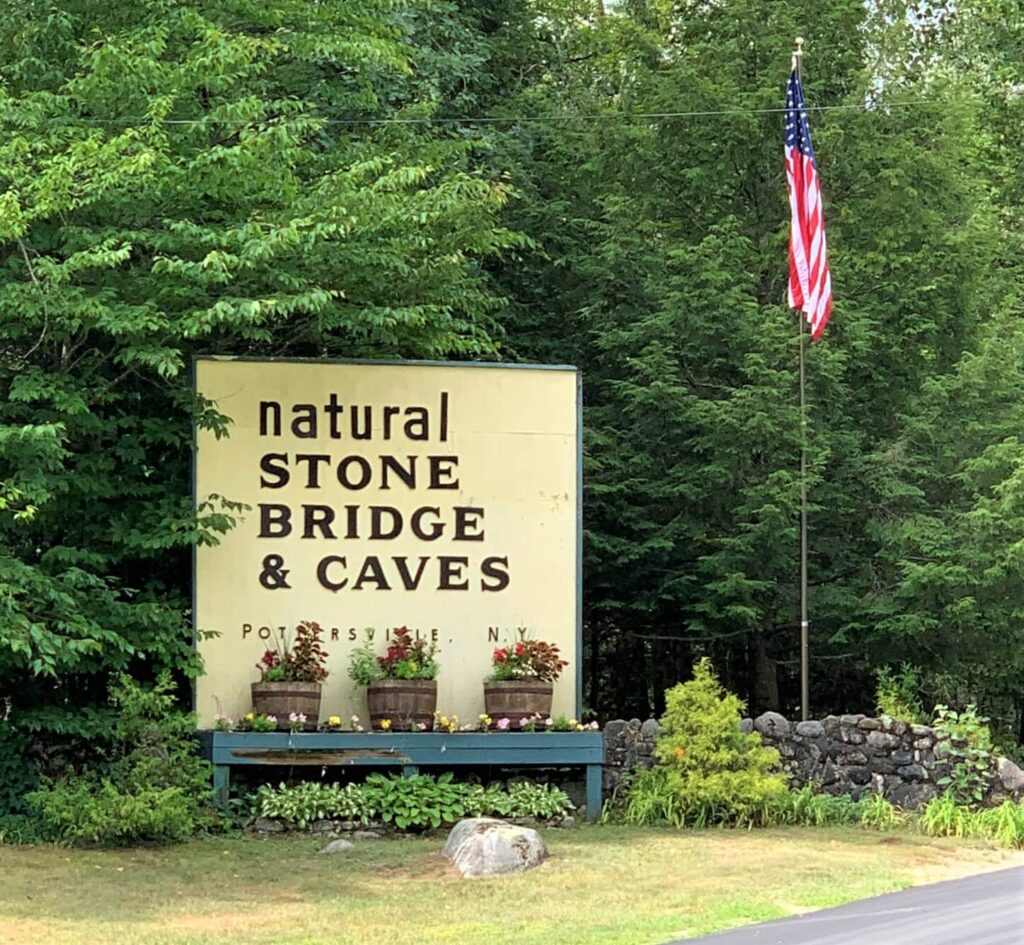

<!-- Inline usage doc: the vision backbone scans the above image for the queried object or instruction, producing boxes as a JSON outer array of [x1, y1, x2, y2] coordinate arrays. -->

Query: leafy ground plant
[[252, 782, 367, 829], [932, 705, 993, 806], [360, 772, 476, 830], [249, 775, 572, 830]]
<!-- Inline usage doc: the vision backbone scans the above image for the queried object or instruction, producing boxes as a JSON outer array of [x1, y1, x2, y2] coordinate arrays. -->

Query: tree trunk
[[752, 635, 780, 714]]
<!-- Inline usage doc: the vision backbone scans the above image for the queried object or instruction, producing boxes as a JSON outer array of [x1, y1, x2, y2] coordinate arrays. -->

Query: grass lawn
[[2, 826, 1021, 945]]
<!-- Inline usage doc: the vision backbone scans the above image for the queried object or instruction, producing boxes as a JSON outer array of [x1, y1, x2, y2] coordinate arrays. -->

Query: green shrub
[[874, 664, 925, 723], [27, 674, 217, 845], [932, 704, 993, 806], [29, 779, 200, 844], [252, 782, 368, 828], [0, 724, 38, 817], [0, 814, 47, 845], [624, 659, 786, 827]]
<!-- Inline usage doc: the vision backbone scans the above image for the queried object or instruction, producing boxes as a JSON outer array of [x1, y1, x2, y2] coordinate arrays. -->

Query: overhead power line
[[8, 99, 947, 127]]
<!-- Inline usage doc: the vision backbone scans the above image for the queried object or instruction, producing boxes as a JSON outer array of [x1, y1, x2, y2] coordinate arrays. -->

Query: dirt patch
[[158, 906, 304, 934], [0, 918, 54, 945], [902, 846, 1024, 886]]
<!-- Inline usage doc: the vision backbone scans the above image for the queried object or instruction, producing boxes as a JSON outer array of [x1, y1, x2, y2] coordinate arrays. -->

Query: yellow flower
[[380, 718, 392, 731], [245, 712, 255, 721], [328, 715, 341, 727]]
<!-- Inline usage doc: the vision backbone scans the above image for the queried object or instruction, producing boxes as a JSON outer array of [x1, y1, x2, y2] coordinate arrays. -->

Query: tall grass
[[920, 795, 1024, 848], [767, 786, 862, 827]]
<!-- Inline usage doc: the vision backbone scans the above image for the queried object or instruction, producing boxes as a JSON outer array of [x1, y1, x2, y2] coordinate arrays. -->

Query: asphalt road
[[673, 866, 1024, 945]]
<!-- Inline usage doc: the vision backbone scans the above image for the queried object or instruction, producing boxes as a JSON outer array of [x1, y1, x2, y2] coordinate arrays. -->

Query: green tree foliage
[[0, 0, 518, 788], [489, 0, 1020, 732], [624, 659, 785, 826], [4, 0, 1024, 809]]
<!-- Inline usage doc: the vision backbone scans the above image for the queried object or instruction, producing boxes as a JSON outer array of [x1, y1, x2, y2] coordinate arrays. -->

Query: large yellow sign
[[193, 358, 580, 727]]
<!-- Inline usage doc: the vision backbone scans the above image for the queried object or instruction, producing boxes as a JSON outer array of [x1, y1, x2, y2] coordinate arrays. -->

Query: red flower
[[261, 650, 278, 667], [493, 647, 508, 662], [514, 642, 526, 656]]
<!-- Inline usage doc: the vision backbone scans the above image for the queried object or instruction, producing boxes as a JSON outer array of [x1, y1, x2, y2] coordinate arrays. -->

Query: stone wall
[[602, 718, 660, 796], [602, 713, 1024, 809]]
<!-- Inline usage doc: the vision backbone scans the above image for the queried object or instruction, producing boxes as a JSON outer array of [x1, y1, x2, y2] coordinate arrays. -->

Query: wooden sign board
[[193, 358, 581, 727]]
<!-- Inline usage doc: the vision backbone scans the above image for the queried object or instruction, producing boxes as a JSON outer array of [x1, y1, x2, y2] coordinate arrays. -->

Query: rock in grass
[[443, 818, 548, 878], [997, 756, 1024, 793], [319, 839, 354, 855]]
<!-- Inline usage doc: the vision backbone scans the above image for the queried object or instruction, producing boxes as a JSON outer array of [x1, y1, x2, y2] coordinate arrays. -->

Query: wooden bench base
[[200, 730, 606, 821]]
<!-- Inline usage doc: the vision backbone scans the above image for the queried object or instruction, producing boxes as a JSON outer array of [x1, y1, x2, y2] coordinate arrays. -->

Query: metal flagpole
[[793, 37, 810, 723], [798, 305, 809, 723]]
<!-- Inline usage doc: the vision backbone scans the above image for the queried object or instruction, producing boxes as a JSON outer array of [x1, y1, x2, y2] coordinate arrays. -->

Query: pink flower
[[496, 717, 511, 731], [544, 717, 553, 727]]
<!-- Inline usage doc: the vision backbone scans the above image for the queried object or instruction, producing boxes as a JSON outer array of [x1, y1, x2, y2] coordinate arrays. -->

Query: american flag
[[785, 70, 832, 340]]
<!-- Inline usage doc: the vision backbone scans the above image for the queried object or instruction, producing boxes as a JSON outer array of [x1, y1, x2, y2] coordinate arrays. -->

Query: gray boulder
[[997, 757, 1024, 794], [443, 818, 548, 878], [640, 718, 662, 738], [753, 712, 791, 739], [319, 838, 354, 855]]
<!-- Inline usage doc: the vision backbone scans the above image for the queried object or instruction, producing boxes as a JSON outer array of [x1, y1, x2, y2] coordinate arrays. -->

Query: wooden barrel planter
[[484, 680, 553, 727], [367, 679, 437, 731], [250, 681, 321, 730]]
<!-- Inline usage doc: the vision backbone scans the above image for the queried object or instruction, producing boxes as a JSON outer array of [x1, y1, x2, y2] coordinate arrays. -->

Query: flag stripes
[[785, 70, 832, 340]]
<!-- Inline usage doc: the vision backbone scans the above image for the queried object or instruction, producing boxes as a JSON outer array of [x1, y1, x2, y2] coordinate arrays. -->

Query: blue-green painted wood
[[216, 747, 601, 766], [204, 730, 606, 821], [585, 764, 602, 821], [213, 765, 230, 807], [210, 731, 602, 755]]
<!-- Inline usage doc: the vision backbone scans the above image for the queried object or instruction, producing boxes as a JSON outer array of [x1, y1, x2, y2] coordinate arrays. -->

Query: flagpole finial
[[793, 36, 805, 73]]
